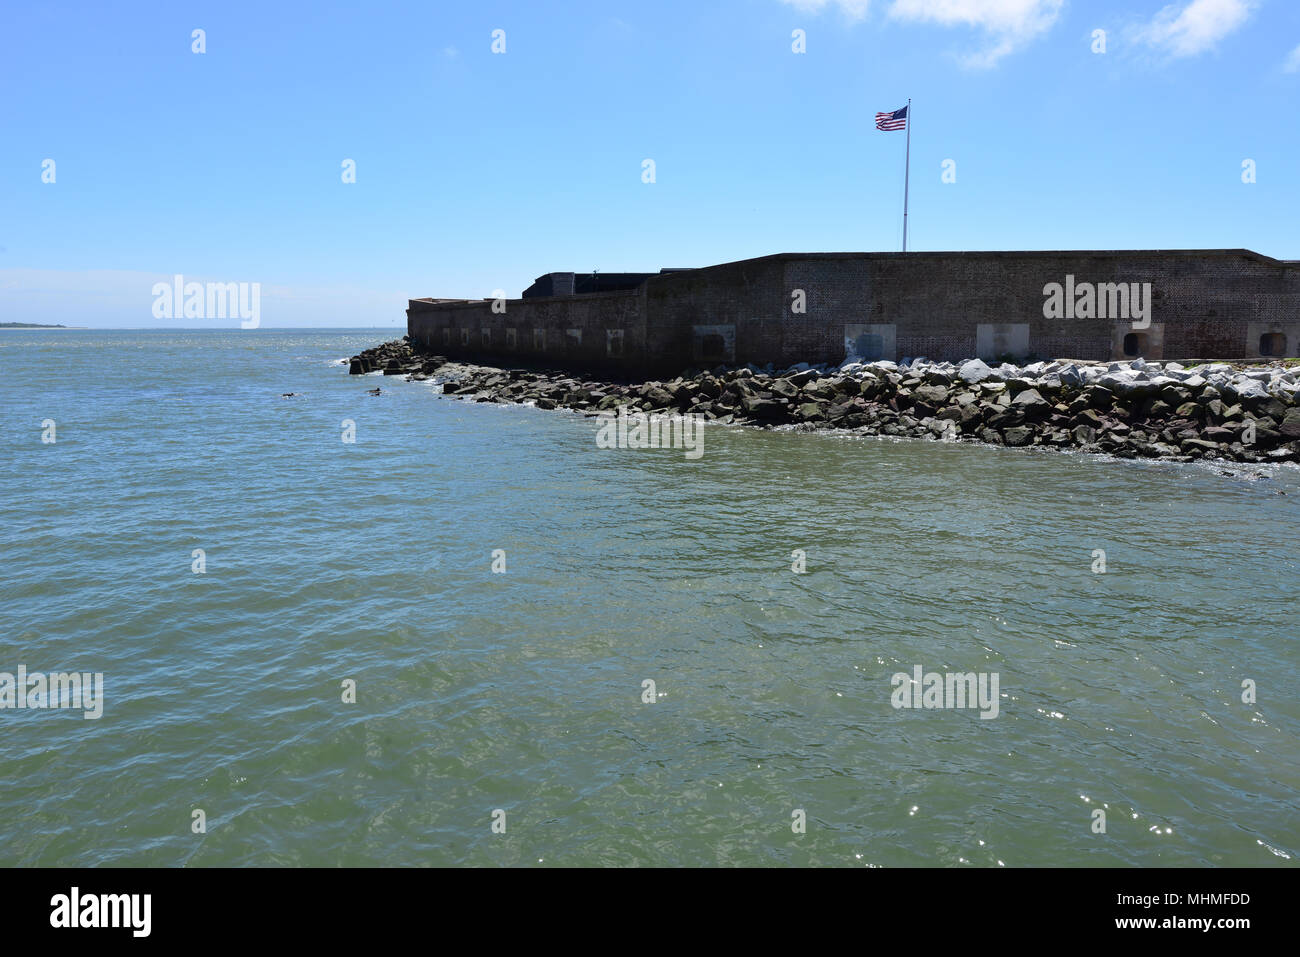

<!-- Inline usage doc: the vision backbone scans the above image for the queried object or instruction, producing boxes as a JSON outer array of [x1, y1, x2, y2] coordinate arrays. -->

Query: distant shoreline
[[0, 323, 81, 329]]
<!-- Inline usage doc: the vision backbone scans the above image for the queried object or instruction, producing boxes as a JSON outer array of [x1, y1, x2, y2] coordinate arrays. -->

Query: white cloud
[[886, 0, 1064, 67], [779, 0, 873, 22], [778, 1, 1064, 66], [1284, 43, 1300, 73], [1132, 0, 1257, 59]]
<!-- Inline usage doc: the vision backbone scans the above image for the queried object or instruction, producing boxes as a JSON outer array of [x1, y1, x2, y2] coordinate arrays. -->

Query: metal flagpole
[[902, 98, 911, 252]]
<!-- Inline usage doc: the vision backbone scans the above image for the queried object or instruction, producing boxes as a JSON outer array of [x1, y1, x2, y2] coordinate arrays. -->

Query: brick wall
[[408, 288, 646, 375], [407, 249, 1300, 376]]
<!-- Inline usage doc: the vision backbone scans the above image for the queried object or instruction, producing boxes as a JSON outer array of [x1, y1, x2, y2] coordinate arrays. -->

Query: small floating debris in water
[[280, 392, 300, 398]]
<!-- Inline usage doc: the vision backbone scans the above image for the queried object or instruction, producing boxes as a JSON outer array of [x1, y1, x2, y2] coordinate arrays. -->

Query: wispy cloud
[[780, 0, 873, 20], [1283, 42, 1300, 73], [779, 1, 1065, 67], [887, 0, 1064, 68], [1131, 0, 1257, 59]]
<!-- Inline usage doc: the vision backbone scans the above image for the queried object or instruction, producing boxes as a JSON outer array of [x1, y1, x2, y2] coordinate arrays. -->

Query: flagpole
[[902, 98, 911, 252]]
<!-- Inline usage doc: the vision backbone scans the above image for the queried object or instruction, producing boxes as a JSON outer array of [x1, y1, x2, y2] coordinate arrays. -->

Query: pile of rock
[[347, 339, 438, 377], [345, 339, 1300, 463]]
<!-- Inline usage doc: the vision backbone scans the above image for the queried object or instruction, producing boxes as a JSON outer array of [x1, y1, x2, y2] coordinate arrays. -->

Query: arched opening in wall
[[1260, 332, 1286, 356], [1122, 332, 1148, 357], [700, 334, 726, 361], [855, 333, 885, 362]]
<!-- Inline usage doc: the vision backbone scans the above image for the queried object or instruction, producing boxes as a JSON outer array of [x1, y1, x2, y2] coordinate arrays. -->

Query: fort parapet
[[407, 250, 1300, 377]]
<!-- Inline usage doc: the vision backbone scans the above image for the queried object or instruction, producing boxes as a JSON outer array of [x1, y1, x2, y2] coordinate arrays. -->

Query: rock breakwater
[[348, 339, 1300, 464]]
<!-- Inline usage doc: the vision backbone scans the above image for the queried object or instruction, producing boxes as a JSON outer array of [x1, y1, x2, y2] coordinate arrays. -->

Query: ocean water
[[1, 328, 1297, 867]]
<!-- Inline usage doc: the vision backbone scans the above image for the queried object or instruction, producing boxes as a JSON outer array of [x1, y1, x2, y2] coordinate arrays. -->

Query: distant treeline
[[0, 322, 67, 328]]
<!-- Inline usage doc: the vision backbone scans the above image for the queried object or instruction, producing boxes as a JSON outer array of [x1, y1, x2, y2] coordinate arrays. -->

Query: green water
[[1, 330, 1296, 866]]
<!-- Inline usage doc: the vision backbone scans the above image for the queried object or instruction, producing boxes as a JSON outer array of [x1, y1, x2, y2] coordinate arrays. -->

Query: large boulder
[[1071, 424, 1098, 444], [695, 376, 722, 399], [1098, 371, 1158, 397], [1253, 397, 1288, 420], [826, 401, 856, 422], [959, 404, 985, 430], [641, 385, 675, 407], [1227, 378, 1269, 402], [1057, 364, 1085, 388], [1280, 408, 1300, 439], [911, 398, 939, 419], [914, 384, 950, 405], [741, 394, 786, 420], [987, 408, 1026, 430], [1082, 384, 1115, 409], [1012, 388, 1052, 420], [958, 358, 995, 384], [830, 376, 861, 397]]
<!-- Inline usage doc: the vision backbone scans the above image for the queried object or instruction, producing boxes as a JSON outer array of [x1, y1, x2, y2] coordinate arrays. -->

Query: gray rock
[[914, 384, 950, 405], [641, 385, 674, 407], [1228, 378, 1269, 402], [1281, 408, 1300, 438], [958, 358, 995, 384], [987, 408, 1026, 430], [741, 395, 786, 420], [1012, 388, 1049, 407], [1057, 365, 1084, 387]]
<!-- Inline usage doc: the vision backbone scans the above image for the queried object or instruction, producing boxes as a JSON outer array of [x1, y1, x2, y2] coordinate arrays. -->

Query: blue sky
[[2, 0, 1298, 327]]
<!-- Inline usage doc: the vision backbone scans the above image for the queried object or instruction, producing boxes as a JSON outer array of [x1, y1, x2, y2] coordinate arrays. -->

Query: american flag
[[876, 105, 907, 131]]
